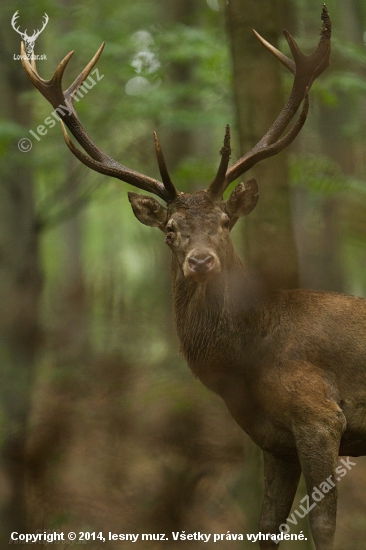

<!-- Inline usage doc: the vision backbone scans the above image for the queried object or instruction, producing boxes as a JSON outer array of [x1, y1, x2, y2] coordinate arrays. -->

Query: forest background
[[1, 0, 366, 548]]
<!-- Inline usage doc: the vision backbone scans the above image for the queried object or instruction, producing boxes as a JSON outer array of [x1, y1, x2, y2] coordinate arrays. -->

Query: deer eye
[[222, 216, 230, 229], [165, 225, 176, 245]]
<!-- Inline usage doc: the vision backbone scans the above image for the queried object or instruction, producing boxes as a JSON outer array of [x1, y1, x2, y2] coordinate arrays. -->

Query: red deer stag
[[22, 6, 360, 550]]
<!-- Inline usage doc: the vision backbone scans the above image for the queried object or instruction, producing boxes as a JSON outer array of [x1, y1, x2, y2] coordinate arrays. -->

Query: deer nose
[[184, 250, 221, 281], [188, 254, 214, 274]]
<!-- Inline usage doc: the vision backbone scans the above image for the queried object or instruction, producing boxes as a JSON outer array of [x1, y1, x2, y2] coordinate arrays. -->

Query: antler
[[11, 11, 26, 38], [208, 3, 331, 197], [33, 14, 49, 40], [20, 5, 330, 204], [20, 42, 178, 203]]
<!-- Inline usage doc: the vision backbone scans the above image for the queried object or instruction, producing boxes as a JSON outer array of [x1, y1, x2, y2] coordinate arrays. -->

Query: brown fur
[[21, 7, 335, 544], [129, 189, 366, 550]]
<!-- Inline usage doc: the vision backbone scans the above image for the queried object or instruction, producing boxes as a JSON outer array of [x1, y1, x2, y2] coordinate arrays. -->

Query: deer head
[[20, 5, 331, 284], [12, 11, 49, 55], [127, 128, 259, 283]]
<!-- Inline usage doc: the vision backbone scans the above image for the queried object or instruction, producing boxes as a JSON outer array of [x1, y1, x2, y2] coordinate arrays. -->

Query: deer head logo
[[11, 11, 49, 55]]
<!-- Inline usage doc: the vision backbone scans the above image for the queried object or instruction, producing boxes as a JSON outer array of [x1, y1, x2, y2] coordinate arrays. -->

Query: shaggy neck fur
[[171, 238, 257, 389]]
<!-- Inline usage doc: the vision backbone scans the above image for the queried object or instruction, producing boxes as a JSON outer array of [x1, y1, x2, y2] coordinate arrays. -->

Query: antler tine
[[21, 41, 73, 108], [60, 122, 170, 200], [34, 14, 48, 38], [226, 93, 309, 184], [153, 132, 178, 200], [21, 42, 173, 202], [63, 42, 105, 116], [207, 125, 231, 196], [40, 13, 49, 30], [30, 51, 37, 72], [21, 41, 104, 118], [11, 11, 23, 36], [252, 30, 295, 74], [223, 4, 331, 190]]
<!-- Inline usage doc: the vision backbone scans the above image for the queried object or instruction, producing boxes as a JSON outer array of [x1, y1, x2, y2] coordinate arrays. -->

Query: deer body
[[166, 192, 366, 460], [176, 264, 366, 459], [129, 188, 366, 550], [175, 226, 366, 550], [22, 5, 355, 548]]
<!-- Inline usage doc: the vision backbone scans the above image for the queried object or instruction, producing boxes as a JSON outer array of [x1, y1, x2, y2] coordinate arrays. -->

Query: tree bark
[[158, 0, 202, 191], [225, 2, 301, 545], [226, 0, 299, 290], [0, 6, 42, 544]]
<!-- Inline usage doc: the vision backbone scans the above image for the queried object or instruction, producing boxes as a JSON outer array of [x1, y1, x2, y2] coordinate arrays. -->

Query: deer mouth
[[183, 250, 221, 283]]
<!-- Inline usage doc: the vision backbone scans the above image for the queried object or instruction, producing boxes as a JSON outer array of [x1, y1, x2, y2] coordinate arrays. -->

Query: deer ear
[[128, 192, 167, 230], [225, 178, 259, 228]]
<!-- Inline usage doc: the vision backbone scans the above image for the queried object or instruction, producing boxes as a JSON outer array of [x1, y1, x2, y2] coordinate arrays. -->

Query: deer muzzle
[[183, 250, 221, 283]]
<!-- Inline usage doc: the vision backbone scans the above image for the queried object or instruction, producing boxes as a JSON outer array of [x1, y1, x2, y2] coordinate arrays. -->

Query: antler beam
[[208, 3, 331, 197], [20, 42, 177, 202], [20, 4, 331, 204]]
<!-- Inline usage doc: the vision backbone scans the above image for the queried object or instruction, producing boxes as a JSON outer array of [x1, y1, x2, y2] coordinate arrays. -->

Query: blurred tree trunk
[[341, 0, 364, 42], [295, 0, 362, 294], [225, 1, 301, 546], [226, 0, 298, 290], [26, 1, 91, 530], [148, 0, 211, 533], [316, 0, 364, 292], [158, 0, 201, 191], [294, 190, 345, 293], [0, 6, 42, 545]]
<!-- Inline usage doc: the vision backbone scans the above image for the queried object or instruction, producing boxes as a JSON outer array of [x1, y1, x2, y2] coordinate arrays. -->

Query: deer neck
[[171, 245, 253, 385]]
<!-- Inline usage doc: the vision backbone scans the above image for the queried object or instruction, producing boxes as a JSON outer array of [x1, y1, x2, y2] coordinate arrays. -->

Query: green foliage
[[0, 119, 24, 155], [26, 0, 232, 210], [289, 153, 366, 196], [156, 23, 232, 127], [4, 0, 366, 544]]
